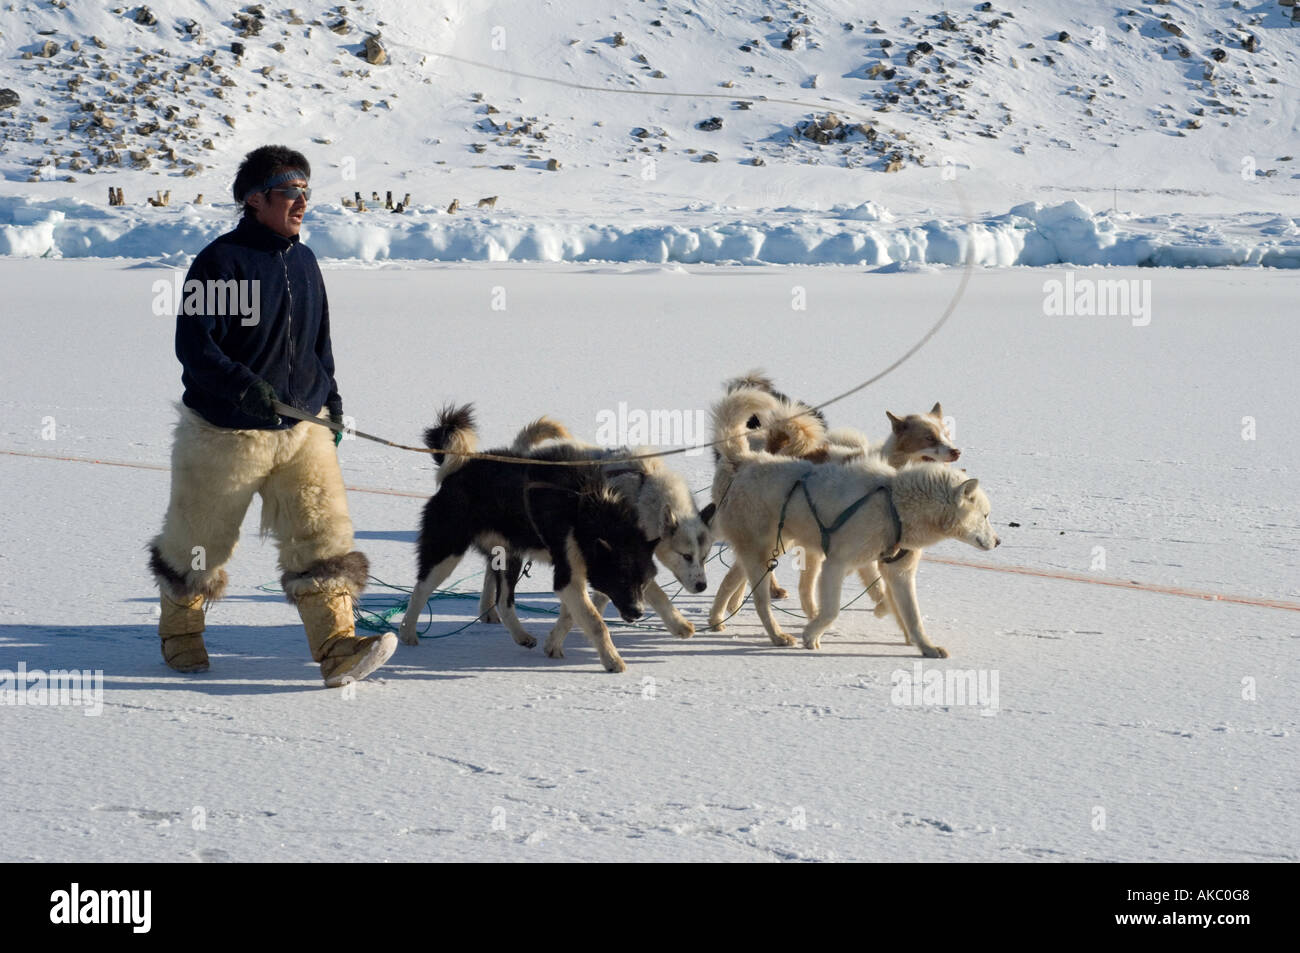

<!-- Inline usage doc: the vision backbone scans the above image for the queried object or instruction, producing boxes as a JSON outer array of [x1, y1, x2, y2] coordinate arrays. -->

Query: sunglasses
[[267, 186, 311, 201]]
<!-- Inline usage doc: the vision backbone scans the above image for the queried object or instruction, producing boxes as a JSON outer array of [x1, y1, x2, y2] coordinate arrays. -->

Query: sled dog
[[398, 405, 657, 673], [707, 389, 998, 656], [476, 415, 713, 651], [712, 375, 961, 623]]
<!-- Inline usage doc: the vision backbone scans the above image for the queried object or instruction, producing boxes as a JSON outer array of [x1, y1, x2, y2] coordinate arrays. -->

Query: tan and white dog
[[710, 379, 961, 626], [707, 389, 998, 656]]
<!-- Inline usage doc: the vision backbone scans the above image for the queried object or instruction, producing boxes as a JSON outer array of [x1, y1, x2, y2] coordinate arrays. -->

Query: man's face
[[248, 175, 308, 238]]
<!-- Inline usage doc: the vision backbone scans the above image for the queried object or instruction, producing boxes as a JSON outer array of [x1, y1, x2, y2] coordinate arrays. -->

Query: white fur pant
[[149, 405, 356, 600]]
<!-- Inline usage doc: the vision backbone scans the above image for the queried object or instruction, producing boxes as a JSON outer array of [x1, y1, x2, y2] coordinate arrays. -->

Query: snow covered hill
[[0, 1, 1297, 263]]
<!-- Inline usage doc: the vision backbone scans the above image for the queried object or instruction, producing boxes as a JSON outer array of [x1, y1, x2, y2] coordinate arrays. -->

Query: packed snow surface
[[1, 260, 1295, 862]]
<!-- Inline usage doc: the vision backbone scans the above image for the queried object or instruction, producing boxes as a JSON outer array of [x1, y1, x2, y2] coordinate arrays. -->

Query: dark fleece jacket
[[175, 215, 341, 430]]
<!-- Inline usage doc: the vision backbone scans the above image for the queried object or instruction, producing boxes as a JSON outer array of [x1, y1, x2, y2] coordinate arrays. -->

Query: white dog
[[708, 390, 999, 656], [710, 385, 963, 626]]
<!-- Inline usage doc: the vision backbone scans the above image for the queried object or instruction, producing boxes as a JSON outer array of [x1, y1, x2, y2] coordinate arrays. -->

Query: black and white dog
[[476, 415, 713, 654], [398, 405, 657, 673]]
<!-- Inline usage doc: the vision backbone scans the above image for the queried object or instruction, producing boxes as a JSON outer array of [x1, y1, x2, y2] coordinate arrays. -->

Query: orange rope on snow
[[0, 448, 426, 498], [1, 448, 170, 473], [923, 554, 1300, 612], [4, 447, 1298, 612], [341, 484, 426, 500]]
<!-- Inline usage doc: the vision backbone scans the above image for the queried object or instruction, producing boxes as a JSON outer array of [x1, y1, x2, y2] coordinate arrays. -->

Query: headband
[[242, 169, 308, 202]]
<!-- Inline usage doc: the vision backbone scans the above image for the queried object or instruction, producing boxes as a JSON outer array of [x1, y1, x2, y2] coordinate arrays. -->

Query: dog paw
[[802, 636, 821, 650], [399, 626, 420, 646], [543, 638, 564, 659], [921, 645, 949, 659], [873, 602, 891, 619], [770, 585, 789, 600], [707, 618, 725, 633], [602, 655, 628, 674], [671, 619, 695, 639], [513, 634, 538, 649], [485, 610, 501, 624], [770, 631, 796, 647]]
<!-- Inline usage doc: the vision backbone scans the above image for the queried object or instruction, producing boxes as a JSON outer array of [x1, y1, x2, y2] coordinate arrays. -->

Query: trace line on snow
[[4, 448, 1296, 614]]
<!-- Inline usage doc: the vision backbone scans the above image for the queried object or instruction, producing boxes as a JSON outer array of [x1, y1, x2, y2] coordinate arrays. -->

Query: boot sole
[[324, 632, 397, 688]]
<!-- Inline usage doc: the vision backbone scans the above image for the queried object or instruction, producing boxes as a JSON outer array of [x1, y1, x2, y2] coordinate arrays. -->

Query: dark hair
[[232, 144, 311, 216]]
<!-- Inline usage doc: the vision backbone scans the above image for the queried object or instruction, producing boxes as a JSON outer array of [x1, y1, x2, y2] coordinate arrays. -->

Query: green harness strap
[[778, 470, 902, 558]]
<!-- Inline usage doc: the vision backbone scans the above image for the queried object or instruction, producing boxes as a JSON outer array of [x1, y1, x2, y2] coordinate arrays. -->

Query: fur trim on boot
[[280, 551, 369, 601], [147, 544, 228, 603]]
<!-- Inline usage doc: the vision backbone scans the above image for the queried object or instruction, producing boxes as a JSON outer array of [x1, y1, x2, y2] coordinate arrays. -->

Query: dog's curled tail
[[711, 388, 781, 466], [724, 368, 777, 395], [826, 427, 872, 454], [423, 403, 477, 478], [765, 401, 828, 459], [511, 415, 573, 453]]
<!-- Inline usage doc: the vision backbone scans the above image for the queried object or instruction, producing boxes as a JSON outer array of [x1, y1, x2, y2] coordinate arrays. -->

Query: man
[[147, 144, 396, 687]]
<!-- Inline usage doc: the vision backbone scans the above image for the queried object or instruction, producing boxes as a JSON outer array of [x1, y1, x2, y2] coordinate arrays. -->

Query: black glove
[[329, 408, 345, 447], [238, 379, 281, 424]]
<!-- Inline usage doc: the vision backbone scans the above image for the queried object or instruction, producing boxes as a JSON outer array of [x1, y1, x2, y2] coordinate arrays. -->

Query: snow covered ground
[[1, 260, 1295, 862], [1, 0, 1295, 863]]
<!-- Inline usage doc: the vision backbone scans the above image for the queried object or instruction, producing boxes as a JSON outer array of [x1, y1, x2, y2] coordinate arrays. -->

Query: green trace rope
[[712, 543, 888, 622], [256, 572, 481, 639], [263, 547, 883, 638], [356, 572, 510, 637], [709, 559, 780, 630], [263, 572, 670, 639]]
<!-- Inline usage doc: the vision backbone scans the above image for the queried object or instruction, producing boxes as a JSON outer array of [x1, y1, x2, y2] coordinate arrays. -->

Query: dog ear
[[952, 478, 980, 503], [699, 502, 716, 527], [886, 410, 905, 433], [662, 504, 677, 535], [930, 402, 943, 419]]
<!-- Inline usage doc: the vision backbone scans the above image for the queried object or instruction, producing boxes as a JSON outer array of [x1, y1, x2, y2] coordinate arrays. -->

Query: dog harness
[[777, 469, 905, 561], [602, 465, 647, 487]]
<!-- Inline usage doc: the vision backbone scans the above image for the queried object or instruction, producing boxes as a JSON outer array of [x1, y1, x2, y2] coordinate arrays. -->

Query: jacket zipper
[[279, 246, 294, 408]]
